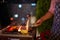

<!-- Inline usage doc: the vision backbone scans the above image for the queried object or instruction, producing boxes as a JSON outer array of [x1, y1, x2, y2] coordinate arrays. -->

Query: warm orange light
[[25, 19, 29, 31], [18, 25, 22, 32], [18, 19, 29, 34], [7, 26, 17, 32]]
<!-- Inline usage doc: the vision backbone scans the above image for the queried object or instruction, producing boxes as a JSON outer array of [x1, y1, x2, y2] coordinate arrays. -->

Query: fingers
[[36, 19, 42, 24], [34, 23, 41, 27], [34, 19, 42, 27]]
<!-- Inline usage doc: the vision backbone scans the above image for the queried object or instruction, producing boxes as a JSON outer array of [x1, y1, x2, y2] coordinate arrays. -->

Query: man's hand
[[34, 19, 43, 27]]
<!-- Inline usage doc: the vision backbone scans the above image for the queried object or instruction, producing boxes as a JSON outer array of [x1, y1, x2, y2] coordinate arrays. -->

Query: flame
[[18, 25, 22, 32], [18, 19, 29, 33], [25, 19, 29, 31]]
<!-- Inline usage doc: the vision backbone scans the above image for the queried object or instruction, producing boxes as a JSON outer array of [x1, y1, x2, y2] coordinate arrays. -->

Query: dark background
[[0, 3, 10, 28], [0, 0, 36, 28]]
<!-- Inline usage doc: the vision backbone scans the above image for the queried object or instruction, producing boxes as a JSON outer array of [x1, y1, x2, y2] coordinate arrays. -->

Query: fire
[[18, 19, 29, 34], [25, 19, 29, 31], [18, 25, 22, 32]]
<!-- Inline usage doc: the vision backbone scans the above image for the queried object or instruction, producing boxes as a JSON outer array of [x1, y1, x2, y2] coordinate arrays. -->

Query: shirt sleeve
[[48, 0, 56, 13]]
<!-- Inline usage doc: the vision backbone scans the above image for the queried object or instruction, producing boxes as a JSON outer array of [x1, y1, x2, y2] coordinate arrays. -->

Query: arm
[[39, 11, 54, 22], [34, 0, 55, 27], [39, 0, 55, 22], [34, 11, 54, 26]]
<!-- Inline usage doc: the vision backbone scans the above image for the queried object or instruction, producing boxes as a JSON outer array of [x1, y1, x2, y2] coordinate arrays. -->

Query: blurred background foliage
[[36, 0, 54, 33]]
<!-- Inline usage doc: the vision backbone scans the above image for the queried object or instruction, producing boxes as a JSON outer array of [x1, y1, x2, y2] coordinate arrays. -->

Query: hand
[[34, 19, 43, 27]]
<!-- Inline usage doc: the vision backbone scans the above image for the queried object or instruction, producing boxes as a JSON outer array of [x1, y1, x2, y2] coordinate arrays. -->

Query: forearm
[[39, 11, 54, 22]]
